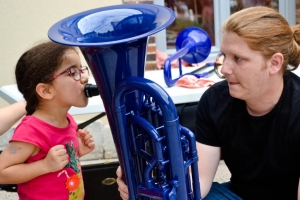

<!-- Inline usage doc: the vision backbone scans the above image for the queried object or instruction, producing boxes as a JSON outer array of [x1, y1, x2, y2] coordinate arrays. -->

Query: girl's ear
[[269, 52, 284, 75], [35, 83, 54, 100]]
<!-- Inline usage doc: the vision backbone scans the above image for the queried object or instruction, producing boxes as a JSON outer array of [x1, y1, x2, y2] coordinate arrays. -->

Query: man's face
[[220, 32, 270, 102]]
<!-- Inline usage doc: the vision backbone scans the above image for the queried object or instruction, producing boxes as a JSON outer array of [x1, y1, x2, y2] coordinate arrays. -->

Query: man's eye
[[234, 56, 242, 62]]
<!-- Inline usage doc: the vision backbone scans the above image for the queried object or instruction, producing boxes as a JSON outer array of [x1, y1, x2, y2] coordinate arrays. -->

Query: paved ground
[[213, 160, 231, 183], [0, 161, 231, 199], [0, 190, 18, 200]]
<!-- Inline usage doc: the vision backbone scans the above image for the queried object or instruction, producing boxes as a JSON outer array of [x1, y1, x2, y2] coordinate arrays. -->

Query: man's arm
[[196, 142, 221, 198], [297, 179, 300, 200]]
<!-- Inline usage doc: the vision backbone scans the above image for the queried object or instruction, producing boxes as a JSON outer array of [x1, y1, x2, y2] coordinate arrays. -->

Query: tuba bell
[[48, 4, 210, 199]]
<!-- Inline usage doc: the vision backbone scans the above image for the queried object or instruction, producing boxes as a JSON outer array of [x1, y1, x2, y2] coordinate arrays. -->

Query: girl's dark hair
[[15, 41, 77, 115]]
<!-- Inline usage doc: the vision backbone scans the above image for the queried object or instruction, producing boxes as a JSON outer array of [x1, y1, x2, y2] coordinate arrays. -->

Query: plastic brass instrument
[[48, 4, 211, 199], [163, 27, 211, 87]]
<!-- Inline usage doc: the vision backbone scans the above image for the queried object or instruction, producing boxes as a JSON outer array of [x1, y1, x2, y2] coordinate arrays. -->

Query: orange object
[[65, 174, 81, 192], [176, 75, 215, 88]]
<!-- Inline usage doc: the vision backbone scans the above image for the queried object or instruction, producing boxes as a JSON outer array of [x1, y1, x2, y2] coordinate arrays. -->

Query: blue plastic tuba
[[48, 4, 210, 199]]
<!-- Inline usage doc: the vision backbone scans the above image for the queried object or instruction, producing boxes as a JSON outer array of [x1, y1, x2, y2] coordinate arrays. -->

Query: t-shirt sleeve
[[10, 122, 44, 149], [195, 88, 220, 147]]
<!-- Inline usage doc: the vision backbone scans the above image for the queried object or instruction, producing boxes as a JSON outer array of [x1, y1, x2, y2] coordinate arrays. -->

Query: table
[[0, 65, 221, 115]]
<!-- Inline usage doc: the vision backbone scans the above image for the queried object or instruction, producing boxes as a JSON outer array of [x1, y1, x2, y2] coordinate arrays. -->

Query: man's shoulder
[[203, 80, 230, 98], [200, 80, 233, 110], [283, 73, 300, 114], [289, 72, 300, 90]]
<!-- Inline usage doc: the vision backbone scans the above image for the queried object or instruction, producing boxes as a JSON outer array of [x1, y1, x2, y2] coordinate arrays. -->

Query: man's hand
[[116, 166, 129, 200]]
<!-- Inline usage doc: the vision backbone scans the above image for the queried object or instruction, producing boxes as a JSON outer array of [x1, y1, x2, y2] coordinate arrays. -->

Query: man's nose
[[220, 60, 232, 76]]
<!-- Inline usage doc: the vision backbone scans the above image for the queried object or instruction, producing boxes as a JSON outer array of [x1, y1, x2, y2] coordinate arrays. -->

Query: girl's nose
[[80, 74, 89, 84]]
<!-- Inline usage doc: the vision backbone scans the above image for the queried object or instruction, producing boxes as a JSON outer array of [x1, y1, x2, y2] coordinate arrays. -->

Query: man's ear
[[269, 52, 284, 75], [35, 83, 54, 100]]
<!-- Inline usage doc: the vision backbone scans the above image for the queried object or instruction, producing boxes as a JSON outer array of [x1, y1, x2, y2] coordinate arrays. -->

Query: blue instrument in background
[[163, 27, 212, 87], [48, 4, 208, 199], [183, 62, 215, 79]]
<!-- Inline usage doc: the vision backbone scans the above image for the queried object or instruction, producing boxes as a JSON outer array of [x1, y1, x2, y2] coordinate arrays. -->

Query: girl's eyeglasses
[[214, 53, 225, 79], [47, 66, 89, 82]]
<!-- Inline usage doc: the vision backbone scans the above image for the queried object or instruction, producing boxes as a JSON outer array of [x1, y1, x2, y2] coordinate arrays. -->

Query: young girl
[[0, 41, 95, 200]]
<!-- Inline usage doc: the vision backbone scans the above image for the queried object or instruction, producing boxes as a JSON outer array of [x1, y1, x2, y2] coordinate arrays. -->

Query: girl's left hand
[[77, 129, 95, 157]]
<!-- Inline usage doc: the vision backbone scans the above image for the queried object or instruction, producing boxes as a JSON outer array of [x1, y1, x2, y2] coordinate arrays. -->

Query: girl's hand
[[77, 129, 95, 157], [43, 145, 69, 173]]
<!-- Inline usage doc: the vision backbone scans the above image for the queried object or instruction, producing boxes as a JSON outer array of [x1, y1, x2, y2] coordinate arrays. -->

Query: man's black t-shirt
[[195, 72, 300, 199]]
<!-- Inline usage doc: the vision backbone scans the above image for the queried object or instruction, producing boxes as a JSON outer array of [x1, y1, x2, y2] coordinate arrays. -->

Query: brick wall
[[297, 0, 300, 24], [123, 0, 158, 70]]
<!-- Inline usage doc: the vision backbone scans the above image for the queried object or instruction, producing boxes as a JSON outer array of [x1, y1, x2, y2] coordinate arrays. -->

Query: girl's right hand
[[44, 145, 69, 173], [116, 166, 129, 200]]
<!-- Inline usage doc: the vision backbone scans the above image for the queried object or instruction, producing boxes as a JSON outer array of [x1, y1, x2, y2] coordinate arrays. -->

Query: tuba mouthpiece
[[84, 84, 99, 97]]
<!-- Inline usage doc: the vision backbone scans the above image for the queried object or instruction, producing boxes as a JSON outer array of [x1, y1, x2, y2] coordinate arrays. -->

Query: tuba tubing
[[113, 76, 201, 199], [48, 4, 206, 199]]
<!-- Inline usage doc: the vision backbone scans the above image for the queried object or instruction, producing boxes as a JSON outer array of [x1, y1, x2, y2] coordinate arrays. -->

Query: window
[[154, 0, 295, 62], [230, 0, 279, 13]]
